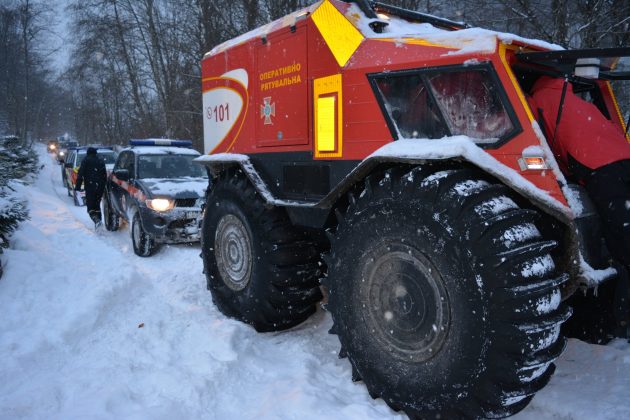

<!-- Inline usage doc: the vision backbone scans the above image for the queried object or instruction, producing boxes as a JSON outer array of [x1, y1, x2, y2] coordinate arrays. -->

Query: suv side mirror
[[114, 168, 129, 181]]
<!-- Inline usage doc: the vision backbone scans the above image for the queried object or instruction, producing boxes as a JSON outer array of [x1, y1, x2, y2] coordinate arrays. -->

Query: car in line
[[56, 140, 79, 164], [64, 146, 117, 206], [47, 139, 59, 154], [103, 139, 208, 256]]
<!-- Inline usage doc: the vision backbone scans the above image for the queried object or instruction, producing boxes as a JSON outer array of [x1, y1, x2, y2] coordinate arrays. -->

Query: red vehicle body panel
[[201, 0, 627, 214]]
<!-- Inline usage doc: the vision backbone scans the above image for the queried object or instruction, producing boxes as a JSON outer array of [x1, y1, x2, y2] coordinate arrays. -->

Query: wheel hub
[[215, 214, 252, 291], [362, 244, 450, 362]]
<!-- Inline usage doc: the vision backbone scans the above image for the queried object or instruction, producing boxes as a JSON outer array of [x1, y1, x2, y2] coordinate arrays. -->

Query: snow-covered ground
[[1, 145, 629, 419]]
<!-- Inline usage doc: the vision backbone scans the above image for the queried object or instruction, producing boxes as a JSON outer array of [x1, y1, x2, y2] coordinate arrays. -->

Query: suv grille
[[175, 198, 197, 208]]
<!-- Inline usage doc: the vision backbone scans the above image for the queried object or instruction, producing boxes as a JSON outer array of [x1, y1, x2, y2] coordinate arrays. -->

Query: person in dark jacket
[[75, 147, 107, 228]]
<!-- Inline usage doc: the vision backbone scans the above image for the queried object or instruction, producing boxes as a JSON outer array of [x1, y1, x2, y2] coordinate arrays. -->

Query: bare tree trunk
[[551, 0, 569, 47], [112, 0, 148, 126], [19, 0, 31, 144]]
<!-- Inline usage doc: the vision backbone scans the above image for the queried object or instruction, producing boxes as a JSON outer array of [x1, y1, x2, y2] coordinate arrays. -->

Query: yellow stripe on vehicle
[[605, 81, 630, 143], [314, 74, 343, 158], [499, 43, 535, 123], [312, 0, 364, 68]]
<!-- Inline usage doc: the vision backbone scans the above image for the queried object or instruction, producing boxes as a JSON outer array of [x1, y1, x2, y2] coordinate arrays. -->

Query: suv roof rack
[[129, 139, 193, 148]]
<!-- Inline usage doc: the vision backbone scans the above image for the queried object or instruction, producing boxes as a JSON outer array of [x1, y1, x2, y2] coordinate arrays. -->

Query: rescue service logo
[[260, 97, 275, 125], [202, 68, 249, 153]]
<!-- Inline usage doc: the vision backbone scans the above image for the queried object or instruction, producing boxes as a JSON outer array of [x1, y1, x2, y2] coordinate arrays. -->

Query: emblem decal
[[260, 97, 276, 125], [202, 69, 249, 153]]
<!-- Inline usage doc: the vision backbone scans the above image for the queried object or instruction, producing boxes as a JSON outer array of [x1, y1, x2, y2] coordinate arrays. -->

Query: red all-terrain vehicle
[[197, 0, 630, 417]]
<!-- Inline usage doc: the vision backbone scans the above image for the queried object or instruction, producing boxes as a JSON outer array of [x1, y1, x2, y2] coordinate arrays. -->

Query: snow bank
[[1, 146, 629, 420]]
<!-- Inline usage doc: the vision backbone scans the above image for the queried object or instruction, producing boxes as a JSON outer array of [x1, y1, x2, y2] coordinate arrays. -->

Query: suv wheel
[[72, 190, 81, 206], [324, 166, 571, 418], [103, 193, 120, 231], [131, 212, 157, 257], [201, 169, 323, 332]]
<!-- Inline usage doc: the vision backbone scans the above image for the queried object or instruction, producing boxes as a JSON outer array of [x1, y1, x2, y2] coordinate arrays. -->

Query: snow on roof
[[206, 1, 562, 59], [205, 2, 322, 57], [125, 146, 200, 156], [347, 3, 563, 54], [75, 148, 115, 154], [195, 153, 249, 163]]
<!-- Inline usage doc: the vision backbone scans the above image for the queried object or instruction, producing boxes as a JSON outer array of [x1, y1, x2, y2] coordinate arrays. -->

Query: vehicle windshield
[[374, 67, 516, 143], [76, 151, 116, 166], [98, 152, 116, 164], [137, 154, 206, 179]]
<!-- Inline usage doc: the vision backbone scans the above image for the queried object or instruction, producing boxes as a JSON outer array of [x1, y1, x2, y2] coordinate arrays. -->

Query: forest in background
[[1, 0, 629, 151]]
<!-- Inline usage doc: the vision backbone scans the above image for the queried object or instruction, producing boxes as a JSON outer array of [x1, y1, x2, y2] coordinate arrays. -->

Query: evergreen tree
[[0, 134, 39, 278]]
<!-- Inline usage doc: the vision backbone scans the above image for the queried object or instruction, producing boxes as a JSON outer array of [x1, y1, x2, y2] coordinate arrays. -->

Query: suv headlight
[[146, 198, 174, 212]]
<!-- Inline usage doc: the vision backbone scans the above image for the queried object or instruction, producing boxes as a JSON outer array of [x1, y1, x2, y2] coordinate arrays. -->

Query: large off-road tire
[[201, 169, 323, 332], [131, 211, 158, 257], [103, 193, 120, 232], [324, 166, 571, 419]]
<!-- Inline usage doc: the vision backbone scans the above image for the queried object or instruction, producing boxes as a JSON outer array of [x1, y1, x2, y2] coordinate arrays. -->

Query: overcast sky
[[48, 0, 71, 73]]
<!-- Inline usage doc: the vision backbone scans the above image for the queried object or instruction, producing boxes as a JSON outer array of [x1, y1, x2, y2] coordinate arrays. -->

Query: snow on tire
[[103, 193, 119, 232], [131, 212, 157, 257], [324, 165, 571, 419], [201, 169, 323, 332]]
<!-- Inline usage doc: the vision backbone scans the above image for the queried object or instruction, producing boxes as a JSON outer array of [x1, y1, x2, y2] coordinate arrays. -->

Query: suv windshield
[[137, 154, 206, 179], [374, 66, 516, 143], [99, 152, 116, 164], [76, 151, 116, 166]]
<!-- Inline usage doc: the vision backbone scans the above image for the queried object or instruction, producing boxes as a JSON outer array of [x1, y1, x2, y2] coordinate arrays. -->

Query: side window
[[372, 65, 519, 145], [428, 70, 514, 142], [375, 75, 447, 139], [114, 152, 125, 171], [116, 152, 133, 175]]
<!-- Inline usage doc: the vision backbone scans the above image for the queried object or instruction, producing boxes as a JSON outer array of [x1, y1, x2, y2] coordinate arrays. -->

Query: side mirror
[[114, 168, 129, 181]]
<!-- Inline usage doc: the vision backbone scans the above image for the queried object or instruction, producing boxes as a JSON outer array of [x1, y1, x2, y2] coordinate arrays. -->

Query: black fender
[[194, 147, 573, 224], [194, 144, 613, 292]]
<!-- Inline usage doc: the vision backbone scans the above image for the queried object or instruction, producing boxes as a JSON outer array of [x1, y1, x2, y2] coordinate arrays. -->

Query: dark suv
[[103, 139, 208, 256]]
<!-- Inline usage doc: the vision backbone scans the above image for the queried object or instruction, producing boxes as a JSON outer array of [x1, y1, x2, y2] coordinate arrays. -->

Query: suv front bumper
[[139, 206, 202, 243]]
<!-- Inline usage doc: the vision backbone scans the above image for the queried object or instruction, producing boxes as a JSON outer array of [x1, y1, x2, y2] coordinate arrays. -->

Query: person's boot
[[91, 213, 103, 232]]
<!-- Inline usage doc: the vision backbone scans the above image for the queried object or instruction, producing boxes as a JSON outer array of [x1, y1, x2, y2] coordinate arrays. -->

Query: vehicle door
[[65, 151, 77, 188], [63, 151, 73, 186], [110, 151, 134, 216]]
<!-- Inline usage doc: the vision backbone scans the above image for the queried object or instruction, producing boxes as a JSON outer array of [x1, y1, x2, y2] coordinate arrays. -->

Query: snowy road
[[1, 146, 629, 419]]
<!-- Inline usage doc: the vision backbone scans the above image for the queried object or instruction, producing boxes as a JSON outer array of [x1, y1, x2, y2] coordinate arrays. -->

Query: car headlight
[[146, 198, 174, 212], [59, 151, 65, 156]]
